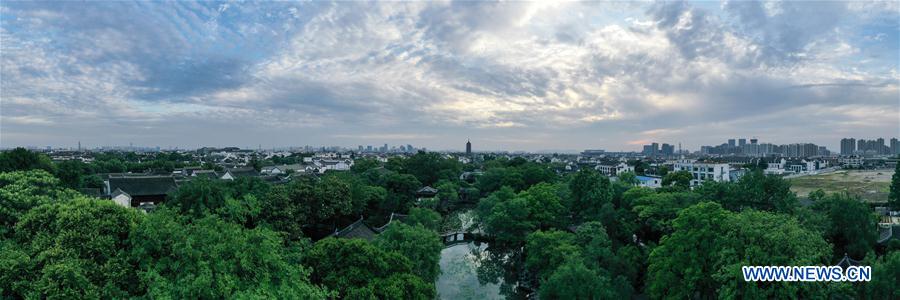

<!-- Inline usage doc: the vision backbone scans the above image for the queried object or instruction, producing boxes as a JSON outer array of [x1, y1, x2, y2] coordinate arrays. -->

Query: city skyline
[[2, 1, 898, 151], [10, 135, 900, 155]]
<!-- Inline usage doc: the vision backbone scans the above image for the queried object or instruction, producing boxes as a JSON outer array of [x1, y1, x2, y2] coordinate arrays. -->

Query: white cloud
[[1, 1, 897, 150]]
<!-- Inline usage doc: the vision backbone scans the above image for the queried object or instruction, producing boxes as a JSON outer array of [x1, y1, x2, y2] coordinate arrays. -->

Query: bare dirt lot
[[789, 169, 894, 203]]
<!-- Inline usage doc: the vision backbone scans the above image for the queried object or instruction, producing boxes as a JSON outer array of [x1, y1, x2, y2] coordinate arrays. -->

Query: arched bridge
[[440, 231, 491, 247]]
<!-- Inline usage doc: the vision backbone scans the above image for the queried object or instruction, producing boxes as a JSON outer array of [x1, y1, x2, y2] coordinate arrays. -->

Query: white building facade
[[671, 159, 731, 186]]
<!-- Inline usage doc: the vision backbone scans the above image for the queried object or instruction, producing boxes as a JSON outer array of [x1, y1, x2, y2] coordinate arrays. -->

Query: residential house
[[596, 162, 634, 176], [672, 159, 731, 186], [105, 175, 177, 208], [636, 175, 662, 188]]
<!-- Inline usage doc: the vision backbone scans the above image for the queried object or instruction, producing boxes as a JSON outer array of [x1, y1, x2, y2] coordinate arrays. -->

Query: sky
[[1, 1, 898, 152]]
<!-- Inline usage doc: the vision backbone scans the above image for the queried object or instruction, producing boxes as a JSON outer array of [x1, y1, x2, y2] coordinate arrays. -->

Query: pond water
[[436, 242, 503, 300]]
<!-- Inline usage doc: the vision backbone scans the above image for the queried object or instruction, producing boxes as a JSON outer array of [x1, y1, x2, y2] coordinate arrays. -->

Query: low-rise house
[[672, 159, 731, 186], [416, 186, 439, 199], [105, 175, 177, 208], [260, 166, 284, 175], [840, 156, 864, 168], [596, 162, 634, 176], [190, 169, 219, 179], [321, 159, 352, 171], [333, 217, 378, 241], [636, 175, 662, 188], [220, 168, 260, 180], [765, 158, 787, 175]]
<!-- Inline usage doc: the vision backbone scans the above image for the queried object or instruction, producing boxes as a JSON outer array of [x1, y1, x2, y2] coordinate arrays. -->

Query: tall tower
[[466, 139, 472, 155]]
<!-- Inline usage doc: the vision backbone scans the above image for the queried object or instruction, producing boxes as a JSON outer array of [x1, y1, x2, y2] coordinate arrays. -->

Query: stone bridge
[[439, 231, 490, 247]]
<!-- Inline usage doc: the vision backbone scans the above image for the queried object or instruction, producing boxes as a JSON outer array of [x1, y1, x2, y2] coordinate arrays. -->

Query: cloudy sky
[[1, 1, 898, 152]]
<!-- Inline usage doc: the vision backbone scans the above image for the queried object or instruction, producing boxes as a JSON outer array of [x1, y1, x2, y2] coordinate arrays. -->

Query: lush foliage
[[0, 148, 894, 299], [890, 162, 900, 210]]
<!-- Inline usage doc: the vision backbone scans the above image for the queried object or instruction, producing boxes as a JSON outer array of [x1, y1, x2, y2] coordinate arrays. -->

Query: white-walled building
[[636, 175, 662, 188], [671, 159, 731, 186], [596, 162, 634, 176]]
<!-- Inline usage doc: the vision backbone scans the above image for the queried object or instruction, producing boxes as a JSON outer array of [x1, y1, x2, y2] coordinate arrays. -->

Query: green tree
[[403, 151, 461, 187], [658, 165, 670, 176], [312, 175, 354, 221], [812, 193, 877, 259], [647, 202, 730, 299], [473, 186, 516, 228], [520, 162, 556, 187], [303, 238, 431, 298], [525, 230, 579, 280], [521, 183, 567, 230], [130, 208, 327, 299], [568, 168, 612, 222], [728, 169, 798, 213], [715, 210, 832, 299], [435, 180, 460, 209], [8, 199, 143, 299], [0, 148, 54, 173], [226, 176, 271, 200], [54, 159, 90, 188], [539, 258, 617, 300], [661, 171, 692, 189], [648, 202, 833, 299], [215, 194, 261, 228], [259, 184, 307, 240], [632, 192, 701, 241], [890, 162, 900, 210], [0, 170, 83, 237], [405, 207, 441, 232], [862, 251, 900, 299], [350, 157, 381, 174], [368, 273, 434, 300], [477, 167, 525, 194], [573, 222, 616, 273], [375, 223, 443, 282], [617, 171, 639, 186], [167, 177, 229, 217], [378, 172, 421, 215], [484, 196, 534, 245]]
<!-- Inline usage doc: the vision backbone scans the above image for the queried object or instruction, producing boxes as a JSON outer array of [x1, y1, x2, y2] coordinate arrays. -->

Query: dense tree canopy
[[374, 223, 443, 282], [3, 199, 142, 299], [130, 208, 328, 299], [661, 170, 692, 189], [0, 170, 83, 237], [303, 238, 433, 299], [647, 202, 835, 299], [812, 193, 877, 259], [0, 148, 55, 173], [890, 162, 900, 210], [568, 168, 612, 222], [0, 148, 893, 299]]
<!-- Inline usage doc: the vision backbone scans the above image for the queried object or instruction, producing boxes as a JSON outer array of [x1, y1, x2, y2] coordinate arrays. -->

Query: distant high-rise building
[[891, 138, 899, 155], [738, 138, 747, 147], [857, 139, 868, 153], [661, 143, 674, 156], [876, 138, 886, 154], [750, 138, 758, 145], [466, 139, 472, 155], [728, 139, 736, 147], [840, 138, 856, 156]]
